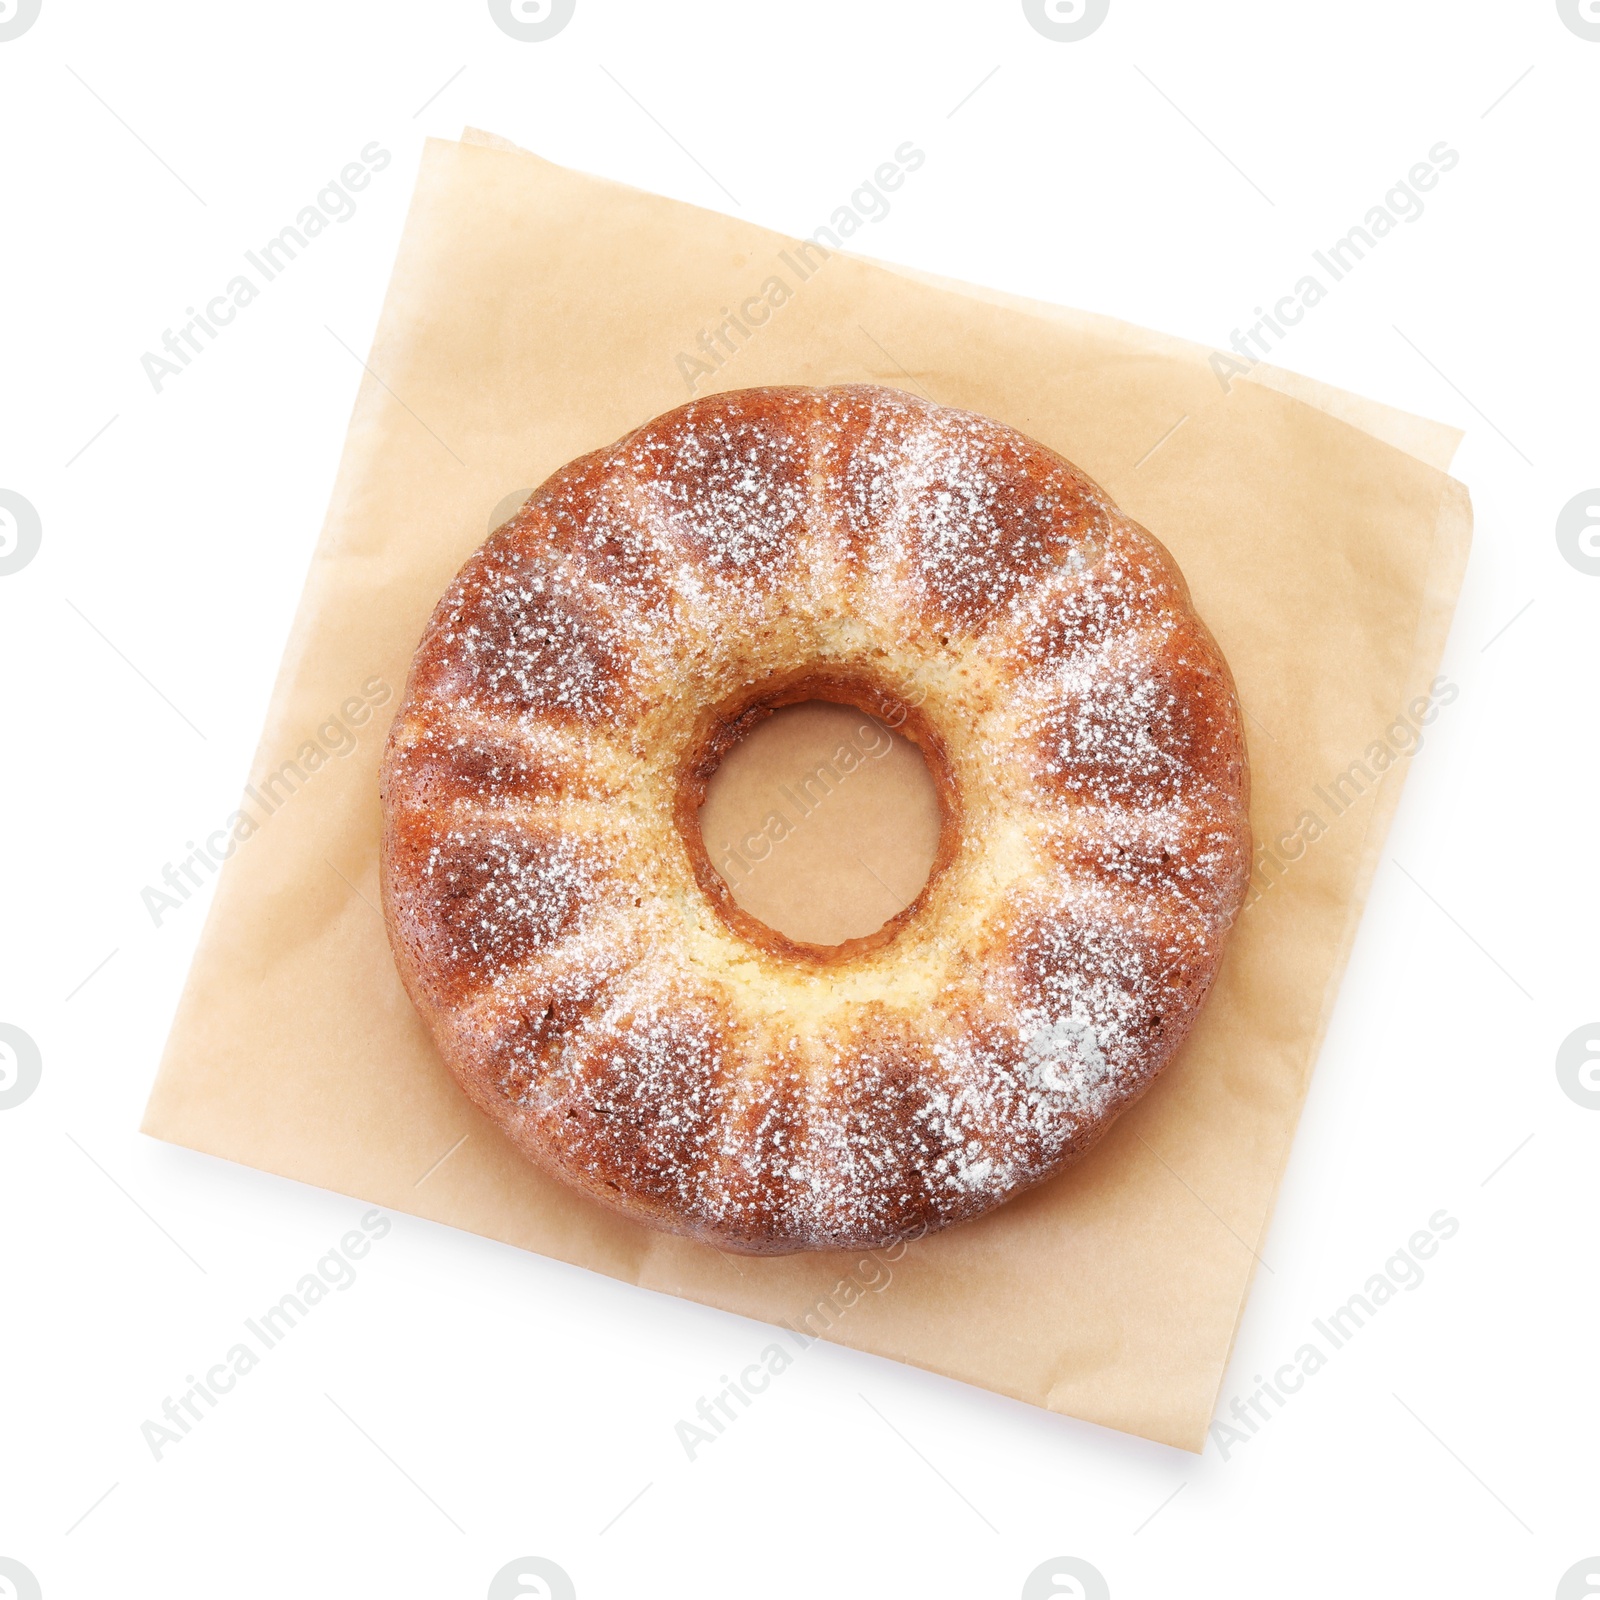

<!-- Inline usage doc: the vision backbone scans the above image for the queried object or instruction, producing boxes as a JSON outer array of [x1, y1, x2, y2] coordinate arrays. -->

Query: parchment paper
[[699, 701, 944, 948], [141, 132, 1472, 1451]]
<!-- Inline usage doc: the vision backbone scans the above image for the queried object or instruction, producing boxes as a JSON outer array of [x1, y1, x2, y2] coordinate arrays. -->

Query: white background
[[2, 2, 1596, 1596]]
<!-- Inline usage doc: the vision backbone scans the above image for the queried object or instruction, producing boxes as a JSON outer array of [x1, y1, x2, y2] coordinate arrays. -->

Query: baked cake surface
[[380, 384, 1251, 1253]]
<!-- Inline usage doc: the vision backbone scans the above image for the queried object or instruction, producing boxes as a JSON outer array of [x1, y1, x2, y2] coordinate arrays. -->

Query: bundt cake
[[379, 385, 1251, 1254]]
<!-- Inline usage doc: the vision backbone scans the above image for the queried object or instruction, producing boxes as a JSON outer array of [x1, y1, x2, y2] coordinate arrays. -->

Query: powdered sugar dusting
[[626, 392, 813, 592], [411, 822, 603, 999], [426, 552, 632, 726], [897, 409, 1110, 628]]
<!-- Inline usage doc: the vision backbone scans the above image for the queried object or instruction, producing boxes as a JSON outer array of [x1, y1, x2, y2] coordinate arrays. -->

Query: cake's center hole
[[697, 700, 942, 947]]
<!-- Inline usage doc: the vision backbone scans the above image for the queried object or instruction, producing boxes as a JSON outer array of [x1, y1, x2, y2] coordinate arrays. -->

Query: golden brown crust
[[380, 384, 1251, 1254]]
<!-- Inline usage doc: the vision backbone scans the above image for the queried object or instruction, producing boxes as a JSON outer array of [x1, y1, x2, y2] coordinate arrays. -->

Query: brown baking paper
[[142, 132, 1472, 1451]]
